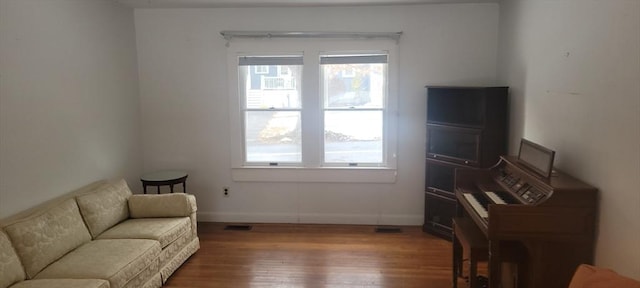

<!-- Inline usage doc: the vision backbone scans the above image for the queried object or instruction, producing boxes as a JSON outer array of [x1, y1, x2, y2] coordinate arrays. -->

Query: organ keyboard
[[484, 191, 507, 205], [454, 156, 597, 288], [462, 193, 488, 219]]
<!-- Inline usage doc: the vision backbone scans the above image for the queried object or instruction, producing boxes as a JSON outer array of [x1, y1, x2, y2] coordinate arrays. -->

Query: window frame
[[319, 53, 389, 167], [227, 39, 398, 183], [238, 55, 304, 166]]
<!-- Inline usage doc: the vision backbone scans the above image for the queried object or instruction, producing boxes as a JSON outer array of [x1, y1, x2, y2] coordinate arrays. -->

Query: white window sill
[[231, 167, 397, 183]]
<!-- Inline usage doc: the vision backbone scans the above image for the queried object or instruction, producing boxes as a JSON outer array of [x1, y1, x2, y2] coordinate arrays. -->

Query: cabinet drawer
[[427, 124, 481, 166]]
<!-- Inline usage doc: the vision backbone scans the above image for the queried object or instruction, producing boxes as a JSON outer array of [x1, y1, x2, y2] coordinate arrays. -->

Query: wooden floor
[[165, 222, 473, 288]]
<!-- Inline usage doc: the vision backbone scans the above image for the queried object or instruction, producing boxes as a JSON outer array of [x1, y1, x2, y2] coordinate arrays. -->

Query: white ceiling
[[116, 0, 498, 8]]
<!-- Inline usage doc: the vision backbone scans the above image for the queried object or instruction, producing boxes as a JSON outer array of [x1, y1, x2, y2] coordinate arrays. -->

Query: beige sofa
[[0, 179, 200, 288]]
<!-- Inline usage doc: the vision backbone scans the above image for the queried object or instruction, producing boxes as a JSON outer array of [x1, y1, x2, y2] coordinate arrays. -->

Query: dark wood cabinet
[[423, 86, 508, 239]]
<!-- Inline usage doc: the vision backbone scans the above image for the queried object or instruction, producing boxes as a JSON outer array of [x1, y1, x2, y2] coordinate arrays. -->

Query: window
[[238, 56, 303, 164], [227, 40, 397, 182], [321, 54, 387, 165]]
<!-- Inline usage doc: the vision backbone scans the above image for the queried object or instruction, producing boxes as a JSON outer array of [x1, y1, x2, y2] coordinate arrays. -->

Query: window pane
[[241, 65, 302, 109], [324, 111, 383, 163], [322, 63, 385, 108], [245, 111, 301, 163]]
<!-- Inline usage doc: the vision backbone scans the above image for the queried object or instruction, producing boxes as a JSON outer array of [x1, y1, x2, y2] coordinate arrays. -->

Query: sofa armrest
[[128, 194, 197, 218]]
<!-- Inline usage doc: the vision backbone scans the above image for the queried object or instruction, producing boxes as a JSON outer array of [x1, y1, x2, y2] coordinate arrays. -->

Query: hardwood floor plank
[[165, 222, 473, 288]]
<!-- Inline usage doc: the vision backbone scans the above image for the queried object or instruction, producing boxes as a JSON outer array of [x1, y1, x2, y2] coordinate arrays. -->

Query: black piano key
[[472, 193, 491, 209], [495, 191, 518, 204]]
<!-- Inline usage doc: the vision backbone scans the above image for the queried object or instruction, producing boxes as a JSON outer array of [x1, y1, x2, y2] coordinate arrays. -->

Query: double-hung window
[[321, 54, 387, 166], [228, 40, 397, 182], [238, 56, 303, 165]]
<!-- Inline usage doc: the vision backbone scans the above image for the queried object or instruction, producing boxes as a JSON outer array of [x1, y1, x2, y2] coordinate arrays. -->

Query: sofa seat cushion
[[34, 239, 160, 288], [3, 198, 92, 279], [10, 279, 110, 288], [97, 217, 191, 248]]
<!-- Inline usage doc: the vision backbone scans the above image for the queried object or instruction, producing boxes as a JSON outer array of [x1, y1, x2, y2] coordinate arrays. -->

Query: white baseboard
[[198, 211, 423, 226], [298, 213, 380, 225], [197, 212, 298, 223], [378, 214, 424, 226]]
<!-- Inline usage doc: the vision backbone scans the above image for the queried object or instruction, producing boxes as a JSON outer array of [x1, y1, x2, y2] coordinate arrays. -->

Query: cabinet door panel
[[427, 87, 486, 126], [423, 192, 457, 240], [426, 159, 468, 195], [427, 125, 481, 165], [423, 86, 508, 240]]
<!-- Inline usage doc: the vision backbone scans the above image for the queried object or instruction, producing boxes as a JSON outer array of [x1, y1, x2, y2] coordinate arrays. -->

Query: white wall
[[0, 0, 142, 218], [135, 3, 501, 225], [498, 0, 640, 279]]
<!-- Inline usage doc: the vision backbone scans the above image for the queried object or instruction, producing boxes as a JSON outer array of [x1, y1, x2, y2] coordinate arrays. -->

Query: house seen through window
[[238, 53, 389, 167]]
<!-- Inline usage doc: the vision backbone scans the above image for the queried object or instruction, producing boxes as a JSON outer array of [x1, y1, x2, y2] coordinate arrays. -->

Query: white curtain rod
[[220, 30, 402, 44]]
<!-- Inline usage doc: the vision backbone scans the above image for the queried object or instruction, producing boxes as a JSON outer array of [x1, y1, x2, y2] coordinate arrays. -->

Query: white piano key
[[485, 191, 507, 205], [463, 193, 488, 219]]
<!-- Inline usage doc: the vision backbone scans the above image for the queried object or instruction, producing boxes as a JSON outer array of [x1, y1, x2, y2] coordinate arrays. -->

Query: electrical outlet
[[223, 186, 230, 197]]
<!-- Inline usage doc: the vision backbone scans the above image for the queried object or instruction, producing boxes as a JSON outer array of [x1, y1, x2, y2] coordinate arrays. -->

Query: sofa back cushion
[[76, 179, 132, 238], [3, 198, 91, 279], [0, 231, 25, 288]]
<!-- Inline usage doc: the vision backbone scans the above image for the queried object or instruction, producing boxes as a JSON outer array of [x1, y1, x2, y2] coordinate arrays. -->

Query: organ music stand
[[517, 139, 555, 178]]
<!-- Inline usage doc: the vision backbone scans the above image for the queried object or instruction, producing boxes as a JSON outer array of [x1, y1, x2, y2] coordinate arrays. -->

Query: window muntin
[[239, 56, 303, 164], [228, 41, 397, 177], [320, 54, 387, 166]]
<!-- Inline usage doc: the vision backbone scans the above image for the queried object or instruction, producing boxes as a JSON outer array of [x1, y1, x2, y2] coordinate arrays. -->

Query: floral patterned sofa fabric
[[0, 179, 199, 288], [76, 179, 132, 238], [3, 198, 92, 279], [128, 193, 197, 218], [158, 231, 199, 282], [10, 279, 110, 288], [34, 239, 160, 288], [97, 217, 191, 248], [0, 231, 25, 288]]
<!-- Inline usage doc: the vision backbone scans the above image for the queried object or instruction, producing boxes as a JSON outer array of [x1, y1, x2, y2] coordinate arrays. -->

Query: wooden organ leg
[[453, 226, 461, 288], [469, 251, 479, 288], [489, 240, 503, 288]]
